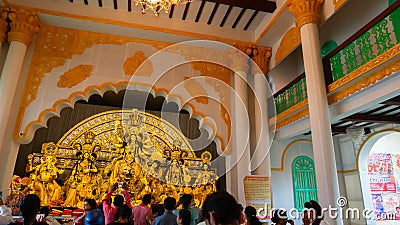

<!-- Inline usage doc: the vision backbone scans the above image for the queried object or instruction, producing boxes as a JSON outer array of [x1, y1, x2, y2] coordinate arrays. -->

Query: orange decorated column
[[288, 1, 342, 224], [251, 46, 272, 177], [0, 8, 39, 196]]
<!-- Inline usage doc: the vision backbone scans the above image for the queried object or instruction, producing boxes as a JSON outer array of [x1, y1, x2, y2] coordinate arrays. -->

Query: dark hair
[[114, 194, 125, 207], [143, 194, 152, 205], [19, 194, 41, 220], [85, 209, 105, 225], [178, 209, 191, 225], [245, 206, 261, 225], [39, 206, 50, 218], [244, 206, 256, 218], [85, 199, 98, 210], [271, 209, 287, 224], [164, 197, 177, 211], [98, 202, 104, 213], [202, 191, 240, 225], [152, 204, 165, 218], [237, 204, 243, 212], [304, 200, 323, 225], [114, 204, 132, 221], [180, 194, 192, 209]]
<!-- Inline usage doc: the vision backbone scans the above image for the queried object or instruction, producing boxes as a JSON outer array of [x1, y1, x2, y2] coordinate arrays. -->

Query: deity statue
[[165, 158, 184, 186], [111, 120, 126, 158], [26, 143, 64, 206], [147, 160, 163, 180], [64, 143, 98, 207], [110, 151, 135, 184], [194, 164, 218, 186]]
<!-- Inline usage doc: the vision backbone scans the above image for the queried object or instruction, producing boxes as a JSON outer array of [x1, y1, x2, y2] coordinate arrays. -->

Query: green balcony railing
[[274, 74, 307, 115], [325, 2, 400, 82], [273, 2, 399, 117]]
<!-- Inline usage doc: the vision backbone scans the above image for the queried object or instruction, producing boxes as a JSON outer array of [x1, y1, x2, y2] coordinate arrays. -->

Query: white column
[[252, 73, 271, 176], [231, 45, 251, 205], [0, 9, 39, 196], [288, 1, 342, 224], [301, 23, 341, 224], [251, 47, 272, 177]]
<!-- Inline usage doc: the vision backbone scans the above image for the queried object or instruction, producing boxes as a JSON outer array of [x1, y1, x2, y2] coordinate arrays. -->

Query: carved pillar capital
[[232, 43, 252, 73], [8, 8, 40, 46], [251, 45, 272, 75], [0, 8, 9, 44], [288, 0, 324, 29]]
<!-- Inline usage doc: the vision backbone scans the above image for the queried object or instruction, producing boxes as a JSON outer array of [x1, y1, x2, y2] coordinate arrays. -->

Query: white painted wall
[[319, 0, 389, 47], [271, 139, 313, 225], [268, 47, 304, 93], [334, 135, 366, 225]]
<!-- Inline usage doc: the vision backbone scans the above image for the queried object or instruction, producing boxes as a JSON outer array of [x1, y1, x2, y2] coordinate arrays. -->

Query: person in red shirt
[[132, 194, 152, 225], [103, 184, 131, 225]]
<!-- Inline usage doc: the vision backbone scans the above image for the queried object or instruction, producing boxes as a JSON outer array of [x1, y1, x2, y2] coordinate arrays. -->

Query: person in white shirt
[[0, 198, 13, 225]]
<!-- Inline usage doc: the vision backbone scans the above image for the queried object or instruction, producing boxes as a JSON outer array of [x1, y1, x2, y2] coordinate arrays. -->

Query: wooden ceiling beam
[[204, 0, 276, 13], [383, 96, 400, 105], [342, 114, 400, 124]]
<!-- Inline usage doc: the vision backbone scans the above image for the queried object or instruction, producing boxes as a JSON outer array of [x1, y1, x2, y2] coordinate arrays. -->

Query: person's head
[[114, 204, 132, 221], [244, 206, 256, 220], [39, 206, 50, 218], [143, 194, 152, 205], [303, 200, 323, 224], [164, 197, 177, 211], [271, 209, 288, 225], [203, 164, 209, 171], [18, 194, 41, 220], [84, 199, 98, 212], [202, 191, 241, 225], [396, 207, 400, 213], [85, 209, 105, 225], [114, 194, 125, 207], [180, 194, 193, 209], [177, 209, 191, 225]]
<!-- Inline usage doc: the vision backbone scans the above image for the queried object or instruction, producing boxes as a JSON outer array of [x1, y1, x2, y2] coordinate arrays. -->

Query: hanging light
[[346, 122, 365, 144], [134, 0, 192, 16]]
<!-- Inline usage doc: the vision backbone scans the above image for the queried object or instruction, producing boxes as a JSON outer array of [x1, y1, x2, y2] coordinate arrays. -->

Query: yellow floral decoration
[[123, 51, 153, 76], [57, 65, 93, 88]]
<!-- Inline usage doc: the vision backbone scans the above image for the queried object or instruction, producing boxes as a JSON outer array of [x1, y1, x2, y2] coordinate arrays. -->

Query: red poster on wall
[[368, 153, 396, 193]]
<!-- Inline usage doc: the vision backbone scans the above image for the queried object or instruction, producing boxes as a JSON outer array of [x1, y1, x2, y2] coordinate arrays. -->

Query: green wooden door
[[292, 156, 318, 210]]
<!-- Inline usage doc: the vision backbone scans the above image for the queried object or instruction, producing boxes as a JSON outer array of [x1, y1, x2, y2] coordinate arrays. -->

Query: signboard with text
[[243, 176, 272, 220]]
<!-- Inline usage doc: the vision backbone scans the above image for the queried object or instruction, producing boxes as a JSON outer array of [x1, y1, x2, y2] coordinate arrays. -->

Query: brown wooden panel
[[195, 1, 206, 22], [243, 10, 258, 30], [208, 3, 220, 24], [205, 0, 276, 13], [182, 2, 191, 20], [220, 5, 233, 27]]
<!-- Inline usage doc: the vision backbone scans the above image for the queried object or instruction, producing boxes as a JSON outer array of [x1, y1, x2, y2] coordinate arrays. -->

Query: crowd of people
[[0, 185, 328, 225]]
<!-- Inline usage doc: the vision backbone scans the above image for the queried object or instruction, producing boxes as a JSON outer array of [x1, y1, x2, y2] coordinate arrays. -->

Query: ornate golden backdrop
[[10, 109, 218, 209]]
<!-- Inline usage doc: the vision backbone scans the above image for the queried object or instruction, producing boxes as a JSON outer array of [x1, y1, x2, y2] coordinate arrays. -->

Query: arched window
[[292, 156, 318, 210]]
